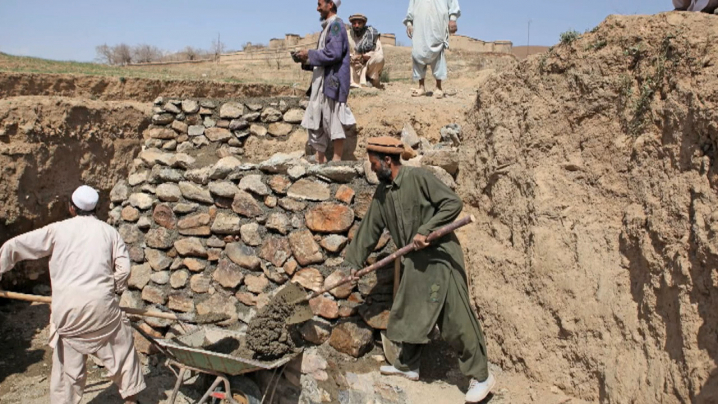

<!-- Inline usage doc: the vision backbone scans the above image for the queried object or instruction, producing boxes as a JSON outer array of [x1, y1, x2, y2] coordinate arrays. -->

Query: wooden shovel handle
[[302, 215, 475, 302], [0, 290, 185, 322]]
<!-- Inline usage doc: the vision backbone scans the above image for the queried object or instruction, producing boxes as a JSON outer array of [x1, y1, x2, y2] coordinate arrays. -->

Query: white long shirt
[[0, 215, 131, 347], [404, 0, 461, 65]]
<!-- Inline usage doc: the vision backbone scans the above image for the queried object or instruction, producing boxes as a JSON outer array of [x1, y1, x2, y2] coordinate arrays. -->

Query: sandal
[[434, 89, 445, 99], [411, 88, 426, 97]]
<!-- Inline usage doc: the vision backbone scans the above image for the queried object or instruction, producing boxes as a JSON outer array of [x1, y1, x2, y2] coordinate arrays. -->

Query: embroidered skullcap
[[72, 185, 99, 211], [349, 14, 368, 23]]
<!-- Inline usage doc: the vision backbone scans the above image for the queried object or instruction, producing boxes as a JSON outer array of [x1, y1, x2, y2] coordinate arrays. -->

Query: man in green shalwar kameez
[[344, 137, 496, 403]]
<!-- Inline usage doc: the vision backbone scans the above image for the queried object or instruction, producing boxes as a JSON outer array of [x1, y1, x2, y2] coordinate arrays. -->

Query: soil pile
[[459, 12, 718, 403], [246, 293, 298, 360]]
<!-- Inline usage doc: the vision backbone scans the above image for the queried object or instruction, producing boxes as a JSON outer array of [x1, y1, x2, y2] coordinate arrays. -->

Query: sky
[[0, 0, 669, 62]]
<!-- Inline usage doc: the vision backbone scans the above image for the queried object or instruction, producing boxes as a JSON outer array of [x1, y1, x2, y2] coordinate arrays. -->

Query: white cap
[[72, 185, 99, 211], [333, 0, 341, 8]]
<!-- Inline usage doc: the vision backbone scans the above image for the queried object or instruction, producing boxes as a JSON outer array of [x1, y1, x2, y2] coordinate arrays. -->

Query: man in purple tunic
[[294, 0, 356, 163]]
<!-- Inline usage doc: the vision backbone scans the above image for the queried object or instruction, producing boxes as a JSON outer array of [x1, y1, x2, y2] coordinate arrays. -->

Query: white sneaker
[[465, 374, 496, 403], [379, 365, 420, 381]]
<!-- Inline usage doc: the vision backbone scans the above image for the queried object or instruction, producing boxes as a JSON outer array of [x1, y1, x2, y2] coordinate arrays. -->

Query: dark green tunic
[[345, 166, 468, 344]]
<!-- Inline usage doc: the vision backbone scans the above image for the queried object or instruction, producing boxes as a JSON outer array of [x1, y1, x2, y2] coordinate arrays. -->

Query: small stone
[[239, 175, 269, 196], [245, 274, 270, 294], [263, 196, 277, 208], [172, 120, 189, 134], [338, 301, 359, 317], [129, 246, 145, 263], [146, 249, 173, 271], [148, 127, 177, 140], [266, 213, 291, 235], [168, 294, 195, 313], [199, 107, 213, 115], [196, 294, 235, 324], [353, 192, 374, 219], [363, 159, 380, 185], [204, 116, 216, 128], [205, 127, 233, 142], [243, 112, 261, 122], [289, 230, 324, 266], [358, 267, 394, 296], [152, 113, 174, 125], [128, 172, 148, 187], [185, 167, 213, 185], [210, 157, 243, 180], [267, 122, 293, 137], [261, 107, 282, 123], [374, 231, 391, 251], [190, 274, 212, 293], [120, 290, 144, 310], [163, 102, 181, 114], [236, 291, 258, 306], [232, 190, 264, 218], [207, 236, 226, 249], [283, 109, 304, 124], [129, 264, 152, 290], [320, 235, 348, 253], [174, 203, 199, 214], [153, 204, 177, 229], [291, 268, 324, 293], [300, 319, 332, 345], [121, 206, 140, 222], [142, 285, 168, 305], [188, 125, 205, 137], [246, 103, 263, 112], [324, 270, 353, 298], [137, 216, 152, 230], [211, 212, 241, 235], [263, 265, 289, 284], [217, 120, 230, 129], [150, 271, 170, 285], [163, 140, 178, 151], [401, 123, 421, 149], [329, 319, 374, 358], [268, 176, 292, 195], [153, 96, 164, 105], [426, 166, 457, 189], [170, 270, 190, 289], [226, 243, 262, 270], [174, 238, 208, 258], [120, 224, 144, 245], [183, 258, 207, 272], [279, 198, 307, 212], [200, 100, 216, 109], [305, 203, 355, 234], [359, 303, 391, 330], [287, 179, 330, 201], [259, 237, 293, 267], [141, 184, 157, 194], [229, 119, 249, 131], [258, 152, 304, 174], [155, 184, 181, 203], [310, 295, 339, 320], [150, 166, 183, 183], [335, 185, 355, 204], [129, 193, 154, 210], [249, 124, 267, 137], [240, 223, 263, 246], [287, 165, 306, 180], [110, 181, 130, 203], [146, 228, 176, 250], [177, 212, 211, 230], [220, 102, 245, 119], [207, 248, 222, 262], [179, 182, 213, 204], [213, 259, 245, 289], [307, 165, 358, 183], [140, 148, 174, 167], [278, 100, 289, 113], [421, 150, 460, 175], [182, 100, 200, 114], [192, 135, 210, 147]]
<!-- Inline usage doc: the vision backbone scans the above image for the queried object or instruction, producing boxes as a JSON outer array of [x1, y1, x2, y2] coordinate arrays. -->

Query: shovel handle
[[0, 290, 187, 322], [302, 215, 475, 302]]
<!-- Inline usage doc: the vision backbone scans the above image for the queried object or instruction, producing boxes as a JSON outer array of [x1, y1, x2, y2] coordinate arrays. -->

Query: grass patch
[[380, 68, 390, 83], [560, 30, 581, 45], [586, 39, 608, 51]]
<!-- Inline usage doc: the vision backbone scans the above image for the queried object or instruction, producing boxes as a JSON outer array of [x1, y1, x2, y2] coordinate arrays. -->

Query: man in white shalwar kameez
[[404, 0, 461, 99], [0, 186, 145, 404], [673, 0, 718, 12]]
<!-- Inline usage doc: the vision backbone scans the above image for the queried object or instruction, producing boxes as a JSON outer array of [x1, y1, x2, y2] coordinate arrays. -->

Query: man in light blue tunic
[[404, 0, 460, 99]]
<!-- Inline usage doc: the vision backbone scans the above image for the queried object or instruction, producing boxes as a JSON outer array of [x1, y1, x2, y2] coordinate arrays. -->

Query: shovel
[[280, 215, 476, 325]]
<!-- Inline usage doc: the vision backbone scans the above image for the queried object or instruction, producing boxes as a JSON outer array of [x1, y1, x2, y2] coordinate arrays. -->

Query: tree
[[183, 46, 199, 61], [95, 44, 114, 64], [132, 44, 161, 63], [113, 43, 133, 65], [211, 35, 226, 61]]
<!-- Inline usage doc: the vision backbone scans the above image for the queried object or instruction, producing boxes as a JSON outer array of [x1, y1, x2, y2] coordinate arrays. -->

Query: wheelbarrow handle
[[301, 215, 475, 302], [0, 290, 191, 322]]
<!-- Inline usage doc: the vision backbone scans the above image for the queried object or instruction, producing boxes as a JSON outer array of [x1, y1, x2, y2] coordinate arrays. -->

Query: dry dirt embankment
[[0, 96, 151, 285], [459, 12, 718, 403]]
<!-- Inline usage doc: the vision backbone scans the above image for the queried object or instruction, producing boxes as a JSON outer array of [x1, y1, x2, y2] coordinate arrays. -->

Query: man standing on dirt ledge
[[0, 186, 145, 404], [344, 137, 495, 403], [405, 0, 461, 99], [294, 0, 356, 163]]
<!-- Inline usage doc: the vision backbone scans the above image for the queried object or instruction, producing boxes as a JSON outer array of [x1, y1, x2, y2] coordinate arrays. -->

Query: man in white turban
[[673, 0, 718, 12], [0, 185, 145, 404], [404, 0, 461, 99]]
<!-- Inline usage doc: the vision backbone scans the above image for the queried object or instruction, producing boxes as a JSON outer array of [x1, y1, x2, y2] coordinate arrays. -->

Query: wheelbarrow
[[142, 326, 300, 404]]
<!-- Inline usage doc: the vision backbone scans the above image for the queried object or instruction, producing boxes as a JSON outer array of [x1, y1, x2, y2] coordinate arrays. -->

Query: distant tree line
[[95, 38, 228, 65]]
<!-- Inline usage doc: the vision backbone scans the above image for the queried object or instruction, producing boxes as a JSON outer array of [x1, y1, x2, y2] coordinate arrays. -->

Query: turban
[[72, 185, 99, 211]]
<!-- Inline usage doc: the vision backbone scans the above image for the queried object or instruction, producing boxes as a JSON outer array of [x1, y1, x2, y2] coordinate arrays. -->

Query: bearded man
[[344, 137, 496, 403], [294, 0, 356, 163], [348, 14, 385, 89]]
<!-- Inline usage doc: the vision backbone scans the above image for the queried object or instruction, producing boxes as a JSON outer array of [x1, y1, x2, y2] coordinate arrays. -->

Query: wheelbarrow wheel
[[211, 375, 261, 404]]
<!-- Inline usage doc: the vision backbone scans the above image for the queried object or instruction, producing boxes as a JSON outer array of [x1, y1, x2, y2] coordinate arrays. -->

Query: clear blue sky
[[0, 0, 669, 62]]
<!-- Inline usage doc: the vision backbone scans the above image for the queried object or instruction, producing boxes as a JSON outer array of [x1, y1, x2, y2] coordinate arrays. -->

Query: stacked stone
[[400, 123, 461, 189], [109, 101, 396, 358]]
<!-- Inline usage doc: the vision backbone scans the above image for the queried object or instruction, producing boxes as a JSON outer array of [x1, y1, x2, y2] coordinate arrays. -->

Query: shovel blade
[[272, 282, 314, 325]]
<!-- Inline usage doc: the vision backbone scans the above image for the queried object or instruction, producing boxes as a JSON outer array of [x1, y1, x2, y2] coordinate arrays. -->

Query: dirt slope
[[459, 12, 718, 403]]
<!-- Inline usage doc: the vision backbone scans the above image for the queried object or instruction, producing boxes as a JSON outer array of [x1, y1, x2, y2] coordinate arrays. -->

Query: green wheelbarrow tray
[[151, 326, 301, 404], [156, 326, 299, 376]]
